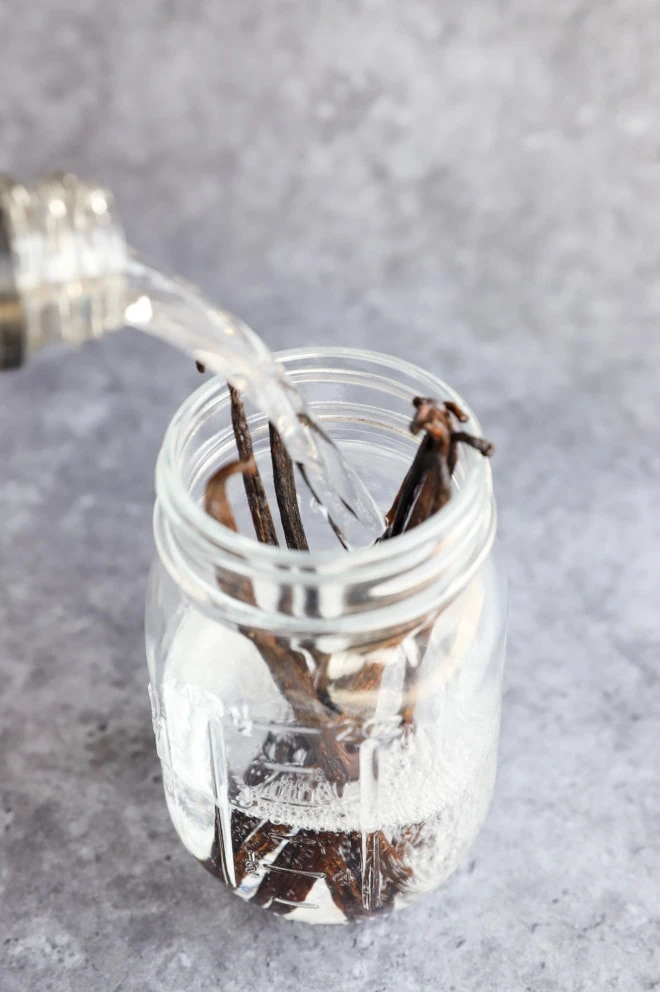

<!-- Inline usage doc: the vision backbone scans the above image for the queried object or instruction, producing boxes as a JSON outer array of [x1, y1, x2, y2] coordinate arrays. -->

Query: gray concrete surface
[[1, 2, 658, 990]]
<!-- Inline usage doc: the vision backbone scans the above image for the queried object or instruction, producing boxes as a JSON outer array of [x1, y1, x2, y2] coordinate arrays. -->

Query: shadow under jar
[[146, 347, 507, 924]]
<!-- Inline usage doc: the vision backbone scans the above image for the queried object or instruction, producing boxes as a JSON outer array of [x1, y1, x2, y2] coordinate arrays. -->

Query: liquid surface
[[124, 258, 385, 547]]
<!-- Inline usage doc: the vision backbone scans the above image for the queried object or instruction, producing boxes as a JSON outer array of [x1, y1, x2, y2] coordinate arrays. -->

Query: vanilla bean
[[197, 360, 280, 546], [381, 433, 433, 540], [349, 397, 494, 735], [249, 826, 411, 920], [242, 629, 357, 788], [448, 437, 459, 477], [205, 810, 291, 889], [384, 398, 494, 539], [207, 388, 355, 783], [229, 386, 279, 546], [269, 423, 309, 550], [233, 818, 291, 883], [203, 460, 355, 786], [443, 399, 469, 423], [213, 814, 411, 921], [394, 400, 494, 727], [323, 830, 412, 919], [268, 422, 351, 772], [204, 457, 256, 534], [450, 431, 495, 458], [359, 829, 413, 915], [405, 442, 452, 531], [250, 828, 326, 913]]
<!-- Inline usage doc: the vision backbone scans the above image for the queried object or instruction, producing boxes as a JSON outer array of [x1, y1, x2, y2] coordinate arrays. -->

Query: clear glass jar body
[[146, 348, 507, 924]]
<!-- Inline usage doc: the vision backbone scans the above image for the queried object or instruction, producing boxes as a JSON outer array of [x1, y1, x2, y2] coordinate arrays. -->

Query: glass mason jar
[[146, 347, 506, 924]]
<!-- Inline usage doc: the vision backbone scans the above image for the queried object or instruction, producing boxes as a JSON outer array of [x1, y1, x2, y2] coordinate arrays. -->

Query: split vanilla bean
[[383, 397, 493, 539]]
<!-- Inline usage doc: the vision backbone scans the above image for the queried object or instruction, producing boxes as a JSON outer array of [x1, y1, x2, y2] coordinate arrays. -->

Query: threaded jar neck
[[154, 348, 496, 647]]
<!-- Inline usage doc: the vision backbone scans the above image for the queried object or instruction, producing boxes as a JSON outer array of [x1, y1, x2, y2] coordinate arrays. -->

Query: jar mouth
[[154, 347, 495, 636], [158, 347, 491, 565]]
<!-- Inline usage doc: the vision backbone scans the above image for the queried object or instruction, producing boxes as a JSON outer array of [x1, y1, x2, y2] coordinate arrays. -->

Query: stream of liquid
[[122, 257, 385, 548]]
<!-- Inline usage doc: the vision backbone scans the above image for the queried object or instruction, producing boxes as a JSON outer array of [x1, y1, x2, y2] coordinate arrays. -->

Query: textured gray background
[[1, 2, 659, 990]]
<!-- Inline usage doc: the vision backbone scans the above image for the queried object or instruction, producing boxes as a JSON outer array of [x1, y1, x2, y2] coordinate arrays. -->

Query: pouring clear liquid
[[0, 175, 384, 548], [123, 258, 384, 548]]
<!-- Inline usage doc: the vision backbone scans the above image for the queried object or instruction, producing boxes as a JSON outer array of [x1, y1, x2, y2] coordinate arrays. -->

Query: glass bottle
[[146, 347, 507, 924]]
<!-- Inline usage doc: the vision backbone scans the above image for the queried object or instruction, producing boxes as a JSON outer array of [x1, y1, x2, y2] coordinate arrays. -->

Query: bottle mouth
[[154, 347, 496, 639], [0, 174, 127, 365]]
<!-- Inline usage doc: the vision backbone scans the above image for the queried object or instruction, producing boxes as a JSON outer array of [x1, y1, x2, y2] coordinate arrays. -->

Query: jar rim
[[156, 346, 493, 577]]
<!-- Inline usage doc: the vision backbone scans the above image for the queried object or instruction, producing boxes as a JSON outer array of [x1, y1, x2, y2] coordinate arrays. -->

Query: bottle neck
[[154, 349, 496, 649], [0, 174, 127, 368]]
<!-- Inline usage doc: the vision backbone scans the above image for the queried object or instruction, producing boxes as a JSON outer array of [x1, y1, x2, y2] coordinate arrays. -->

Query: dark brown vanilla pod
[[269, 422, 309, 550], [229, 386, 280, 546], [381, 433, 434, 539], [380, 397, 494, 729], [197, 361, 280, 547], [203, 383, 357, 787], [383, 396, 493, 539], [204, 457, 256, 533]]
